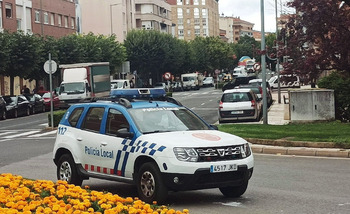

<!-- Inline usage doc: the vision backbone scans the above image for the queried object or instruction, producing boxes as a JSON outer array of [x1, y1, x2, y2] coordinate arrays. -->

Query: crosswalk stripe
[[3, 130, 41, 139], [29, 130, 57, 138], [0, 131, 16, 136]]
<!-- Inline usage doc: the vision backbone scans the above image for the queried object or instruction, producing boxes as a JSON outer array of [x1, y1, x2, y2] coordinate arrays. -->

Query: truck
[[181, 73, 204, 90], [58, 62, 111, 108]]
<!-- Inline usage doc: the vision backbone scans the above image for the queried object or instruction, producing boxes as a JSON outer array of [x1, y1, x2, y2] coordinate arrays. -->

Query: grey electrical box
[[289, 89, 335, 121]]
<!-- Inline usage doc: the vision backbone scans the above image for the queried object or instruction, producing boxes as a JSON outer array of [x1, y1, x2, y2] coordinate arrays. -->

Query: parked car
[[232, 66, 248, 77], [0, 96, 7, 120], [154, 82, 171, 92], [248, 79, 273, 106], [111, 79, 130, 89], [3, 95, 31, 118], [172, 81, 183, 91], [42, 92, 60, 111], [222, 76, 257, 92], [203, 76, 215, 87], [25, 94, 46, 114], [218, 88, 262, 123]]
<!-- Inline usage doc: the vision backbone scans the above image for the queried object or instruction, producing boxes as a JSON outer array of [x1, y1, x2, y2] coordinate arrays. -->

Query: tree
[[283, 0, 350, 83], [0, 31, 11, 77]]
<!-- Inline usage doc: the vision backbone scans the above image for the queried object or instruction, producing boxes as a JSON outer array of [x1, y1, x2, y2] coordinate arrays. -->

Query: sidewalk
[[250, 89, 350, 158]]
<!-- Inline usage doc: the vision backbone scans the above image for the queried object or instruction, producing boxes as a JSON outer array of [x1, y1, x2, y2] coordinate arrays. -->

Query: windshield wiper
[[143, 130, 168, 134]]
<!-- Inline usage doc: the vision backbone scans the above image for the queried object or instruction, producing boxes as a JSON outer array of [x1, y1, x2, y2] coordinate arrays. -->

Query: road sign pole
[[49, 53, 54, 129]]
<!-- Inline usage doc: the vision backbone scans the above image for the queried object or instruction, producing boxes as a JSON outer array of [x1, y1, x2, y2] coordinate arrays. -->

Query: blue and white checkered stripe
[[114, 138, 167, 176]]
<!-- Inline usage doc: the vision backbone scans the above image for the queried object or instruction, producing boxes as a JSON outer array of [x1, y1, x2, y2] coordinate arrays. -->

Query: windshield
[[60, 82, 85, 94], [183, 77, 195, 81], [111, 82, 124, 89], [3, 96, 16, 105], [128, 107, 209, 134]]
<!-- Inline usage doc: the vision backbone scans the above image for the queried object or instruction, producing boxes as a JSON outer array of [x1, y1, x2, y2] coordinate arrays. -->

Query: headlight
[[241, 143, 252, 158], [173, 147, 198, 162]]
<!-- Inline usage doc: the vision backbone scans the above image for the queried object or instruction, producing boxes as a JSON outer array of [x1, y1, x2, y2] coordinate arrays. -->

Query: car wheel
[[57, 154, 83, 186], [136, 162, 168, 204], [219, 181, 248, 198], [1, 110, 6, 120], [26, 107, 31, 116]]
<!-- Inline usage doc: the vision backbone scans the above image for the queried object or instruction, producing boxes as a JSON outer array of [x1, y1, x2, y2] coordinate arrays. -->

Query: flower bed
[[0, 173, 189, 214]]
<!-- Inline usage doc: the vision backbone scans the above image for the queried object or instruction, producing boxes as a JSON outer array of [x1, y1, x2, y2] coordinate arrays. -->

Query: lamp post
[[275, 0, 281, 104], [261, 0, 268, 124]]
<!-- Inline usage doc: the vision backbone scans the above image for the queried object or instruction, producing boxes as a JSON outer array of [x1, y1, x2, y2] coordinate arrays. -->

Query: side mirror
[[117, 128, 134, 139]]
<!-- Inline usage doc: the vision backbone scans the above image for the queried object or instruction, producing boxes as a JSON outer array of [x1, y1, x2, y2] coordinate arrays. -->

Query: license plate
[[210, 164, 237, 173], [231, 110, 243, 114]]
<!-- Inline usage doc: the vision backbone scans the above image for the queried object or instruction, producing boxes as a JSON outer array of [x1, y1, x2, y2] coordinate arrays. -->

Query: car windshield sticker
[[114, 138, 167, 177], [192, 133, 221, 141]]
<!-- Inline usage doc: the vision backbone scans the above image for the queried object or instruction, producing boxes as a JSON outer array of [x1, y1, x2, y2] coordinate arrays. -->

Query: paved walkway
[[251, 88, 350, 158]]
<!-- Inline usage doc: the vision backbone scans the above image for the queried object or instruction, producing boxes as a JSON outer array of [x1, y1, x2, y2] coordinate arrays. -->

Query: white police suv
[[53, 88, 254, 203]]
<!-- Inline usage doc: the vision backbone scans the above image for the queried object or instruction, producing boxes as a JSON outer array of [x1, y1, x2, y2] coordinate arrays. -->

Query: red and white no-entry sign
[[164, 72, 172, 80], [254, 63, 261, 71]]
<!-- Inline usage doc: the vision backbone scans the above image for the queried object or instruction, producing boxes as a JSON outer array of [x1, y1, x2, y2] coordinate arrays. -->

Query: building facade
[[219, 15, 254, 43], [168, 0, 219, 40], [0, 0, 76, 95]]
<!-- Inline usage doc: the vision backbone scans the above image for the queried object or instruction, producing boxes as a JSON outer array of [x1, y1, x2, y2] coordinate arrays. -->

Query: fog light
[[173, 177, 179, 184]]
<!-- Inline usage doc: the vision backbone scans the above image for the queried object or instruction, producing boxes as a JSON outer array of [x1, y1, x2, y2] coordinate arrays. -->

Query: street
[[0, 87, 349, 214]]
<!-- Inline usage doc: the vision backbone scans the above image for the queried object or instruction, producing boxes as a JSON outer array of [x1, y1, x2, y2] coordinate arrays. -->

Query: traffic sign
[[253, 63, 261, 71], [44, 60, 57, 74], [164, 72, 172, 80]]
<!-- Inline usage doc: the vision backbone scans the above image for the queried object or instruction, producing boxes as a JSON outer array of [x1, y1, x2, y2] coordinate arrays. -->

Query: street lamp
[[261, 0, 268, 124]]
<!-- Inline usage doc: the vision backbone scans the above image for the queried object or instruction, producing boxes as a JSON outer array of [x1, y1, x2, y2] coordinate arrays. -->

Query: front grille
[[195, 145, 244, 162]]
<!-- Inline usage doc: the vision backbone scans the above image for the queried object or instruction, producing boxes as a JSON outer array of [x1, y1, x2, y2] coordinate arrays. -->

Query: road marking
[[0, 131, 16, 136], [3, 130, 41, 139], [29, 130, 57, 138], [39, 123, 48, 127]]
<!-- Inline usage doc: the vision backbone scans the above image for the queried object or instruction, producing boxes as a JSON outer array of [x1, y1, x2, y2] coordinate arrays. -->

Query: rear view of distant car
[[218, 88, 262, 123], [203, 77, 215, 87]]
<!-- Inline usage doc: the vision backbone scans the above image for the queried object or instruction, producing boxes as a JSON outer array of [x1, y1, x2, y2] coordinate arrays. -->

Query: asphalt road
[[0, 88, 349, 214]]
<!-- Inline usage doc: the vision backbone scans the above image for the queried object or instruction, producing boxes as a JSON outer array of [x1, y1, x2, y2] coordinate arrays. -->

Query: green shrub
[[216, 82, 224, 89], [166, 92, 173, 97], [318, 72, 350, 122], [48, 110, 67, 127]]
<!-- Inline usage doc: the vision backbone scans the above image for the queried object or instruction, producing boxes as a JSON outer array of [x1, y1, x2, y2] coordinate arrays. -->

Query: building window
[[194, 18, 200, 26], [177, 8, 183, 18], [194, 8, 199, 18], [201, 0, 206, 5], [0, 4, 3, 28], [5, 3, 12, 18], [64, 16, 68, 28], [58, 15, 62, 27], [195, 29, 200, 36], [35, 11, 40, 23], [50, 13, 55, 25], [202, 18, 206, 26], [71, 17, 75, 29], [44, 12, 49, 24], [202, 9, 207, 17], [187, 30, 191, 36], [187, 19, 190, 24], [186, 8, 190, 14], [202, 29, 207, 36], [178, 18, 183, 25], [177, 0, 182, 5], [17, 19, 22, 30], [194, 0, 199, 5], [178, 29, 184, 36]]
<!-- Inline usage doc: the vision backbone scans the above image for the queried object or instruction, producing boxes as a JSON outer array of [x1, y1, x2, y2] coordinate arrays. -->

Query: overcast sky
[[218, 0, 294, 32]]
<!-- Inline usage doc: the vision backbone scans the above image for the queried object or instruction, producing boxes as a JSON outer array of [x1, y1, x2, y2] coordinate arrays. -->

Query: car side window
[[68, 107, 84, 127], [81, 107, 104, 132], [105, 108, 130, 136]]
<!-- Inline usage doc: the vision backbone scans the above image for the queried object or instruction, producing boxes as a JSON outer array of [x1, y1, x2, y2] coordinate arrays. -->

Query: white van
[[111, 79, 130, 89], [233, 66, 248, 77], [268, 75, 300, 89]]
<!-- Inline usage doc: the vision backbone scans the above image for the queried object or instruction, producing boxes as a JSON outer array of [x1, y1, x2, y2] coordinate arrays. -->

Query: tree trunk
[[10, 76, 14, 96]]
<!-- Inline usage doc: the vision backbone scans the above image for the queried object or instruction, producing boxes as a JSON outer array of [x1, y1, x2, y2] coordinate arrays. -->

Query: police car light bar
[[110, 88, 166, 99]]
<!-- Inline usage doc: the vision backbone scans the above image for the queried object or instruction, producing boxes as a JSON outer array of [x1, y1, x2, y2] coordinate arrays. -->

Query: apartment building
[[219, 15, 254, 43], [0, 0, 76, 36], [168, 0, 219, 40]]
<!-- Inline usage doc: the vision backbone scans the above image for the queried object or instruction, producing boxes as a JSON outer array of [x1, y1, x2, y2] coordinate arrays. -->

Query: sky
[[218, 0, 294, 32]]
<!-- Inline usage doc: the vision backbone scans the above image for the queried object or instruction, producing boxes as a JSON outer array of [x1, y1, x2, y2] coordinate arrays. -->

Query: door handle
[[76, 137, 82, 141], [101, 142, 108, 147]]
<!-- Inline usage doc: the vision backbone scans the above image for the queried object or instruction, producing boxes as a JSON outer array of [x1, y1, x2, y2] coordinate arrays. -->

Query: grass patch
[[218, 121, 350, 148]]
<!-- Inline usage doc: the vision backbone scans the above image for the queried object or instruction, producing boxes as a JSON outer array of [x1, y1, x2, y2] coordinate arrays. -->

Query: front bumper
[[162, 165, 253, 191]]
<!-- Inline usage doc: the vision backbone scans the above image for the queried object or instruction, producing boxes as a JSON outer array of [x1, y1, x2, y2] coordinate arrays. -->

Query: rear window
[[221, 92, 253, 102]]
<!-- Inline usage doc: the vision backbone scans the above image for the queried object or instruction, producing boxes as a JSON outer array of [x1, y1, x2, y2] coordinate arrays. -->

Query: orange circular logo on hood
[[192, 133, 221, 141]]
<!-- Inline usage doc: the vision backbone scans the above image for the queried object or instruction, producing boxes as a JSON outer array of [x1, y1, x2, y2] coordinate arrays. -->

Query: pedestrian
[[22, 85, 30, 94]]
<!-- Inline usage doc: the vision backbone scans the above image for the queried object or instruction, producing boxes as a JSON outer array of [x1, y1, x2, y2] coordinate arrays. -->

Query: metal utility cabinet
[[289, 89, 335, 121]]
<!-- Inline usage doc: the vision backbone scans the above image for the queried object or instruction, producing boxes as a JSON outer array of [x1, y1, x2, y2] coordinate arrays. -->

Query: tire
[[219, 181, 248, 198], [136, 162, 168, 204], [57, 154, 83, 186]]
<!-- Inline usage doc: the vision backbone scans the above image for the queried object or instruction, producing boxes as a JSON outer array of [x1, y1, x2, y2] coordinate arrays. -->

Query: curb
[[247, 138, 350, 158]]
